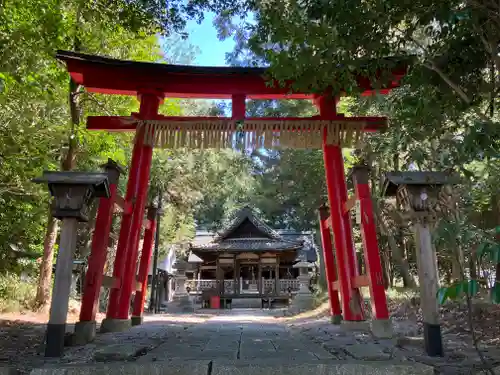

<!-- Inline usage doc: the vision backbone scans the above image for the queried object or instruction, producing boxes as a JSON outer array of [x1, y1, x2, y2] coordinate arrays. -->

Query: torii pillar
[[101, 91, 163, 332], [318, 205, 342, 324], [352, 164, 392, 337], [315, 94, 365, 323]]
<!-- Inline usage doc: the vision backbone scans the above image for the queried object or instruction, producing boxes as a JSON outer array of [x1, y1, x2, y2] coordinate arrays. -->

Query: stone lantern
[[36, 171, 110, 221], [289, 261, 313, 312], [173, 259, 188, 296], [33, 171, 109, 357], [382, 171, 459, 357], [168, 259, 194, 312], [294, 261, 312, 294]]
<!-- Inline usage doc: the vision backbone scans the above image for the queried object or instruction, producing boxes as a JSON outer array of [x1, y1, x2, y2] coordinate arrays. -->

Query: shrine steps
[[215, 297, 290, 309], [28, 359, 434, 375], [229, 298, 263, 309]]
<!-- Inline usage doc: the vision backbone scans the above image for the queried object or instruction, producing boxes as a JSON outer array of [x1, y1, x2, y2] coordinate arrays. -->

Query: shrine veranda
[[56, 50, 409, 340]]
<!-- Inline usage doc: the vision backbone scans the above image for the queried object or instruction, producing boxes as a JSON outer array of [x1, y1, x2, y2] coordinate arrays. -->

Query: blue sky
[[185, 13, 235, 67]]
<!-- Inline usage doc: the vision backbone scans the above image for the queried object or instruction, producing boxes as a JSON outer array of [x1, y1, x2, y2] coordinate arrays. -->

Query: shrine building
[[186, 207, 317, 298]]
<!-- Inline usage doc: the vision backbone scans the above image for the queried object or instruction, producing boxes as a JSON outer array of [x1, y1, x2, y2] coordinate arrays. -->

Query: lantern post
[[33, 171, 110, 357], [382, 171, 459, 357]]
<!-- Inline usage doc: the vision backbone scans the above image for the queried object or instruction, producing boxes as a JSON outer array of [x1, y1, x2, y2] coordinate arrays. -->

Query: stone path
[[19, 309, 500, 374], [135, 310, 332, 362]]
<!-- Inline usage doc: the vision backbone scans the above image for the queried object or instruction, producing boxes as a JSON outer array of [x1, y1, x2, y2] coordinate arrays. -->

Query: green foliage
[[0, 273, 36, 312], [0, 0, 194, 270], [437, 279, 480, 305], [149, 148, 258, 244], [476, 240, 500, 264], [438, 228, 500, 305], [491, 282, 500, 304]]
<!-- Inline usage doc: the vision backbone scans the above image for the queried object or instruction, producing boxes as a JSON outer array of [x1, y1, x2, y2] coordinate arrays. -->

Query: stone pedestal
[[73, 320, 96, 345], [99, 318, 131, 333], [131, 315, 144, 326], [371, 318, 393, 338]]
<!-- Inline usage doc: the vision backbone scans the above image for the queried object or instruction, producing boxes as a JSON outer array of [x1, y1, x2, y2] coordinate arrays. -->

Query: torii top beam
[[56, 50, 410, 100], [55, 50, 411, 149]]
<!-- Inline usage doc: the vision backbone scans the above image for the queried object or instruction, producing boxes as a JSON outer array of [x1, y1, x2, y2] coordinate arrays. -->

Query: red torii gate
[[57, 50, 408, 340]]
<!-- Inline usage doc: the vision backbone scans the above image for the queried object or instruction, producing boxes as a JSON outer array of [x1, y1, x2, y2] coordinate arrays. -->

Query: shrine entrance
[[239, 264, 258, 294], [54, 49, 409, 348]]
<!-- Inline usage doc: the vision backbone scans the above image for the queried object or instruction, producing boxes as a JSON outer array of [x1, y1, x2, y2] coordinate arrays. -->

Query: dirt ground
[[0, 306, 105, 372]]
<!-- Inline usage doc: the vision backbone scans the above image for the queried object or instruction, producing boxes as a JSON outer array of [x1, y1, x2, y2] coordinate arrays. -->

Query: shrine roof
[[189, 207, 318, 262], [56, 50, 410, 99], [213, 206, 282, 242], [191, 238, 303, 252], [190, 233, 317, 262]]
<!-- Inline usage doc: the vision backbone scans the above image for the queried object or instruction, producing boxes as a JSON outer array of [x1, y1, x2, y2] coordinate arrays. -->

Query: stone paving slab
[[343, 343, 392, 360], [0, 367, 18, 375], [30, 361, 210, 375], [94, 344, 148, 362], [29, 360, 436, 375], [210, 360, 435, 375], [272, 338, 335, 360]]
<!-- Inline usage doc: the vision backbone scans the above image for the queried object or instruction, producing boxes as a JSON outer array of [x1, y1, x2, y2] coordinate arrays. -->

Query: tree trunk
[[494, 193, 500, 284], [34, 207, 58, 311], [357, 251, 363, 276], [374, 204, 417, 288], [34, 69, 80, 310], [392, 153, 415, 287], [314, 231, 328, 291], [469, 250, 477, 280], [380, 245, 391, 290], [401, 238, 411, 287], [451, 247, 465, 281], [388, 231, 417, 288]]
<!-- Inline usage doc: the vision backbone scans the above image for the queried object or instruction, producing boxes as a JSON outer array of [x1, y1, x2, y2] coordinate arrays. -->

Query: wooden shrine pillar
[[316, 93, 364, 322], [351, 165, 391, 335], [318, 205, 342, 324], [235, 259, 240, 295], [102, 92, 163, 332], [75, 159, 124, 343], [233, 259, 238, 295], [275, 256, 280, 295], [232, 94, 246, 119], [216, 257, 223, 295], [132, 206, 158, 326], [257, 257, 262, 294]]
